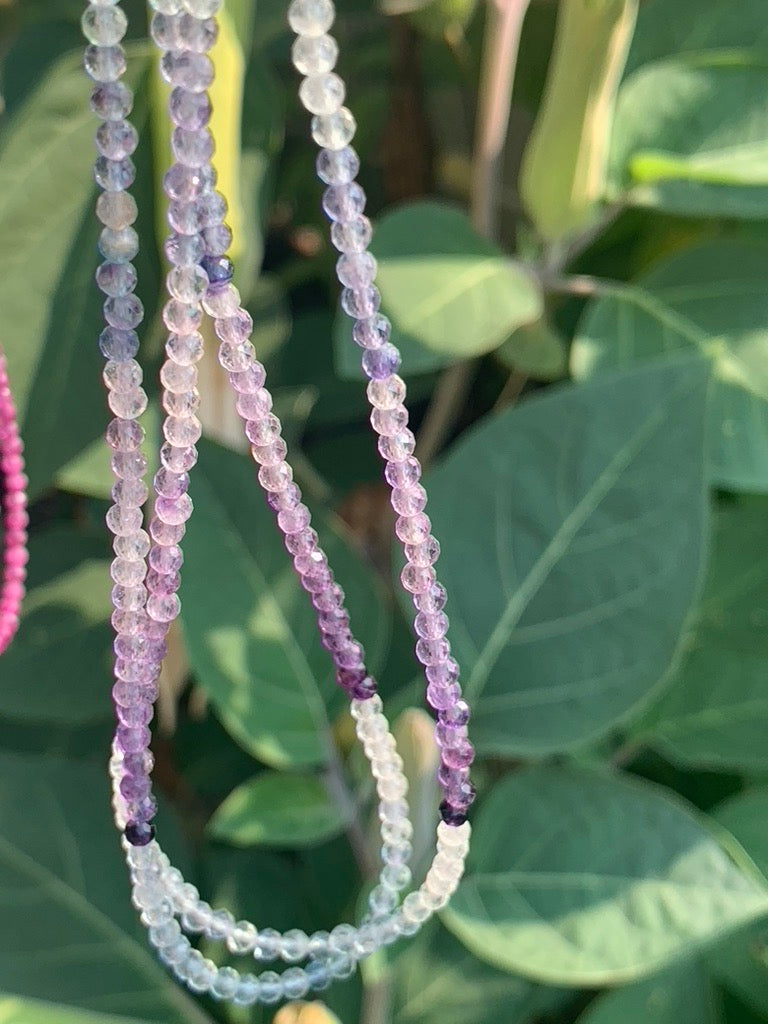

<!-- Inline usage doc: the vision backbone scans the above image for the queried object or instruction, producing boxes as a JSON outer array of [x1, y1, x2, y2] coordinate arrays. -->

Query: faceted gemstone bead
[[299, 72, 345, 115], [341, 286, 380, 319], [363, 344, 402, 380], [99, 327, 139, 361], [182, 0, 223, 15], [82, 3, 128, 44], [426, 681, 460, 711], [287, 0, 335, 36], [292, 33, 338, 75], [171, 127, 214, 166], [96, 119, 138, 159], [439, 699, 469, 727], [401, 563, 436, 594], [405, 536, 440, 567], [163, 415, 202, 446], [150, 11, 182, 48], [384, 454, 419, 488], [104, 295, 144, 330], [160, 51, 214, 91], [312, 107, 356, 150], [84, 44, 127, 82], [177, 13, 218, 52], [90, 81, 133, 119], [316, 145, 359, 184], [99, 226, 139, 263], [197, 191, 227, 229], [96, 191, 138, 230], [164, 299, 202, 332], [353, 314, 389, 350], [108, 387, 148, 419], [200, 254, 233, 286], [372, 405, 409, 439], [164, 163, 215, 201], [322, 182, 365, 221], [215, 310, 253, 344], [438, 801, 467, 827], [160, 441, 197, 472], [330, 215, 371, 253], [165, 232, 205, 266], [160, 363, 197, 394], [94, 156, 136, 191], [425, 657, 459, 687], [125, 821, 156, 846], [167, 265, 208, 303], [337, 251, 376, 289], [201, 222, 232, 256]]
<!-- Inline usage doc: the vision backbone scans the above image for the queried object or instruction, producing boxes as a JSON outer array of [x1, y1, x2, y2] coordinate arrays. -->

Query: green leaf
[[180, 439, 391, 768], [391, 921, 570, 1024], [634, 501, 768, 770], [443, 767, 768, 985], [208, 771, 347, 847], [496, 318, 568, 380], [571, 239, 768, 491], [714, 789, 768, 882], [626, 0, 768, 75], [577, 962, 721, 1024], [610, 57, 768, 218], [421, 357, 708, 757], [334, 201, 542, 376], [0, 46, 159, 497], [0, 753, 208, 1024], [0, 526, 113, 725], [0, 996, 155, 1024]]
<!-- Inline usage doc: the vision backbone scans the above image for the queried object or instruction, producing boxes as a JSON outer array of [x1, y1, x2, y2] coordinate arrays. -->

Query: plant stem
[[471, 0, 532, 240], [415, 361, 476, 468]]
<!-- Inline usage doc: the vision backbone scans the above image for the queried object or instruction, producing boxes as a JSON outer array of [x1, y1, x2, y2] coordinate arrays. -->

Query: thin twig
[[415, 361, 475, 468]]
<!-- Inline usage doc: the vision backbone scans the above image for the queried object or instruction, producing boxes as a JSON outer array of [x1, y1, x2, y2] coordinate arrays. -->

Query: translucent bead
[[300, 72, 345, 115], [105, 294, 144, 330], [233, 974, 261, 1006], [164, 162, 214, 201], [317, 145, 359, 184], [178, 13, 218, 52], [168, 265, 208, 303], [155, 494, 193, 526], [282, 967, 310, 1000], [171, 127, 214, 167], [203, 283, 242, 317], [182, 0, 223, 14], [96, 193, 138, 233], [149, 0, 182, 13], [185, 953, 217, 994], [160, 361, 197, 392], [160, 51, 214, 92], [372, 405, 408, 439], [258, 971, 283, 1005], [108, 387, 148, 419], [149, 11, 181, 48], [255, 927, 281, 960], [219, 341, 255, 372], [96, 119, 138, 160], [305, 959, 332, 991], [211, 965, 239, 1000], [160, 441, 197, 472], [337, 251, 376, 289], [330, 216, 372, 254], [202, 222, 232, 255], [215, 311, 253, 345], [94, 156, 135, 192], [114, 529, 150, 559], [312, 107, 356, 150], [165, 232, 205, 266], [323, 182, 365, 222], [341, 286, 380, 319], [384, 452, 419, 487], [166, 332, 203, 365], [82, 5, 128, 45], [100, 327, 139, 361], [401, 563, 435, 594], [90, 81, 133, 119], [164, 299, 202, 334], [83, 44, 126, 82], [163, 390, 200, 417], [163, 415, 202, 446], [99, 226, 139, 263], [147, 593, 181, 623], [226, 920, 258, 955], [288, 0, 335, 36], [378, 428, 415, 461], [382, 862, 411, 890], [292, 33, 338, 75], [329, 923, 356, 954], [368, 883, 397, 917], [353, 314, 390, 350]]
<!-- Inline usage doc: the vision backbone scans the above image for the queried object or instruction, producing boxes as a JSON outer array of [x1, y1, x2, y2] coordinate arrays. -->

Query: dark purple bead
[[439, 801, 467, 827], [124, 820, 155, 846], [200, 254, 234, 288], [439, 699, 470, 727], [351, 674, 377, 700]]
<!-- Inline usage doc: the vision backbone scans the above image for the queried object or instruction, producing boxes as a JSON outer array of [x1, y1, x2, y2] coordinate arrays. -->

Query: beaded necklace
[[84, 0, 476, 1005], [0, 346, 27, 656]]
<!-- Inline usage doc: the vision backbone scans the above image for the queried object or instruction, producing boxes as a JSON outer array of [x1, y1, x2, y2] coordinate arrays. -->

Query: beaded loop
[[86, 0, 474, 1005], [0, 348, 28, 655]]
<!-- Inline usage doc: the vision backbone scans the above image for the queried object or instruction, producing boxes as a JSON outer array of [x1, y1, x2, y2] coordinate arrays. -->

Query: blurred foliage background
[[3, 0, 768, 1021]]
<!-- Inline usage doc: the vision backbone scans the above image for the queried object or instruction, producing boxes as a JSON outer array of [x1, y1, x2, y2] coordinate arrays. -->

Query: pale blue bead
[[232, 975, 261, 1007], [149, 12, 182, 49], [316, 145, 359, 184], [90, 81, 133, 119], [94, 156, 136, 191], [171, 127, 214, 167], [168, 88, 211, 131], [257, 971, 283, 1005], [202, 223, 232, 256], [160, 51, 214, 91], [96, 261, 137, 297], [81, 4, 127, 44], [305, 959, 332, 992], [282, 967, 310, 1000], [165, 232, 205, 266], [178, 13, 218, 52], [100, 327, 139, 361], [210, 966, 239, 1000], [99, 226, 139, 263], [95, 119, 138, 160], [255, 927, 281, 961], [83, 44, 126, 83]]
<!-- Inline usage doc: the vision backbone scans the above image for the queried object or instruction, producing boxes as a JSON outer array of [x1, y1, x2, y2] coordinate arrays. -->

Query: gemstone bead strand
[[0, 347, 27, 655], [288, 0, 476, 825]]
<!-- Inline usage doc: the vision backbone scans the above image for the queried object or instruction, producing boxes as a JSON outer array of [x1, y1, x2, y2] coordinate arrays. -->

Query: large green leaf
[[633, 501, 768, 770], [391, 921, 570, 1024], [571, 240, 768, 491], [609, 56, 768, 218], [180, 439, 391, 768], [626, 0, 768, 74], [0, 996, 155, 1024], [421, 358, 708, 757], [0, 526, 113, 725], [0, 47, 160, 497], [577, 962, 720, 1024], [443, 768, 768, 985], [208, 771, 347, 847], [334, 202, 542, 378], [0, 753, 208, 1024]]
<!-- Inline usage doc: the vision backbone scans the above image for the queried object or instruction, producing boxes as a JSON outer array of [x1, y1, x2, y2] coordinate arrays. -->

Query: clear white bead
[[233, 974, 261, 1006], [211, 966, 240, 1000], [281, 928, 309, 962], [258, 970, 283, 1004], [82, 4, 128, 44], [291, 33, 338, 75], [226, 920, 259, 955], [282, 966, 311, 999], [311, 107, 356, 150], [148, 0, 182, 12], [202, 283, 242, 317], [182, 0, 223, 13], [288, 0, 335, 36], [299, 72, 345, 115]]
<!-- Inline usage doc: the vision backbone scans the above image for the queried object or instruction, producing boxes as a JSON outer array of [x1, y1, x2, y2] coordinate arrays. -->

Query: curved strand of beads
[[0, 347, 28, 655], [83, 0, 473, 1006], [287, 0, 476, 824]]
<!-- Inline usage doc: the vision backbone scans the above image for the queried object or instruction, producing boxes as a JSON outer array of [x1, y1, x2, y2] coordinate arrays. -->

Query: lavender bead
[[100, 327, 139, 361], [95, 156, 136, 191], [104, 295, 144, 330], [160, 51, 214, 92], [90, 81, 133, 119], [362, 344, 401, 380], [84, 44, 126, 82], [96, 119, 138, 159], [96, 262, 137, 297], [316, 146, 360, 184], [201, 223, 232, 256]]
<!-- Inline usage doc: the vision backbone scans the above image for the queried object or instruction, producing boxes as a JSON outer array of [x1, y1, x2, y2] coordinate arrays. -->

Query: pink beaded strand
[[0, 347, 28, 655]]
